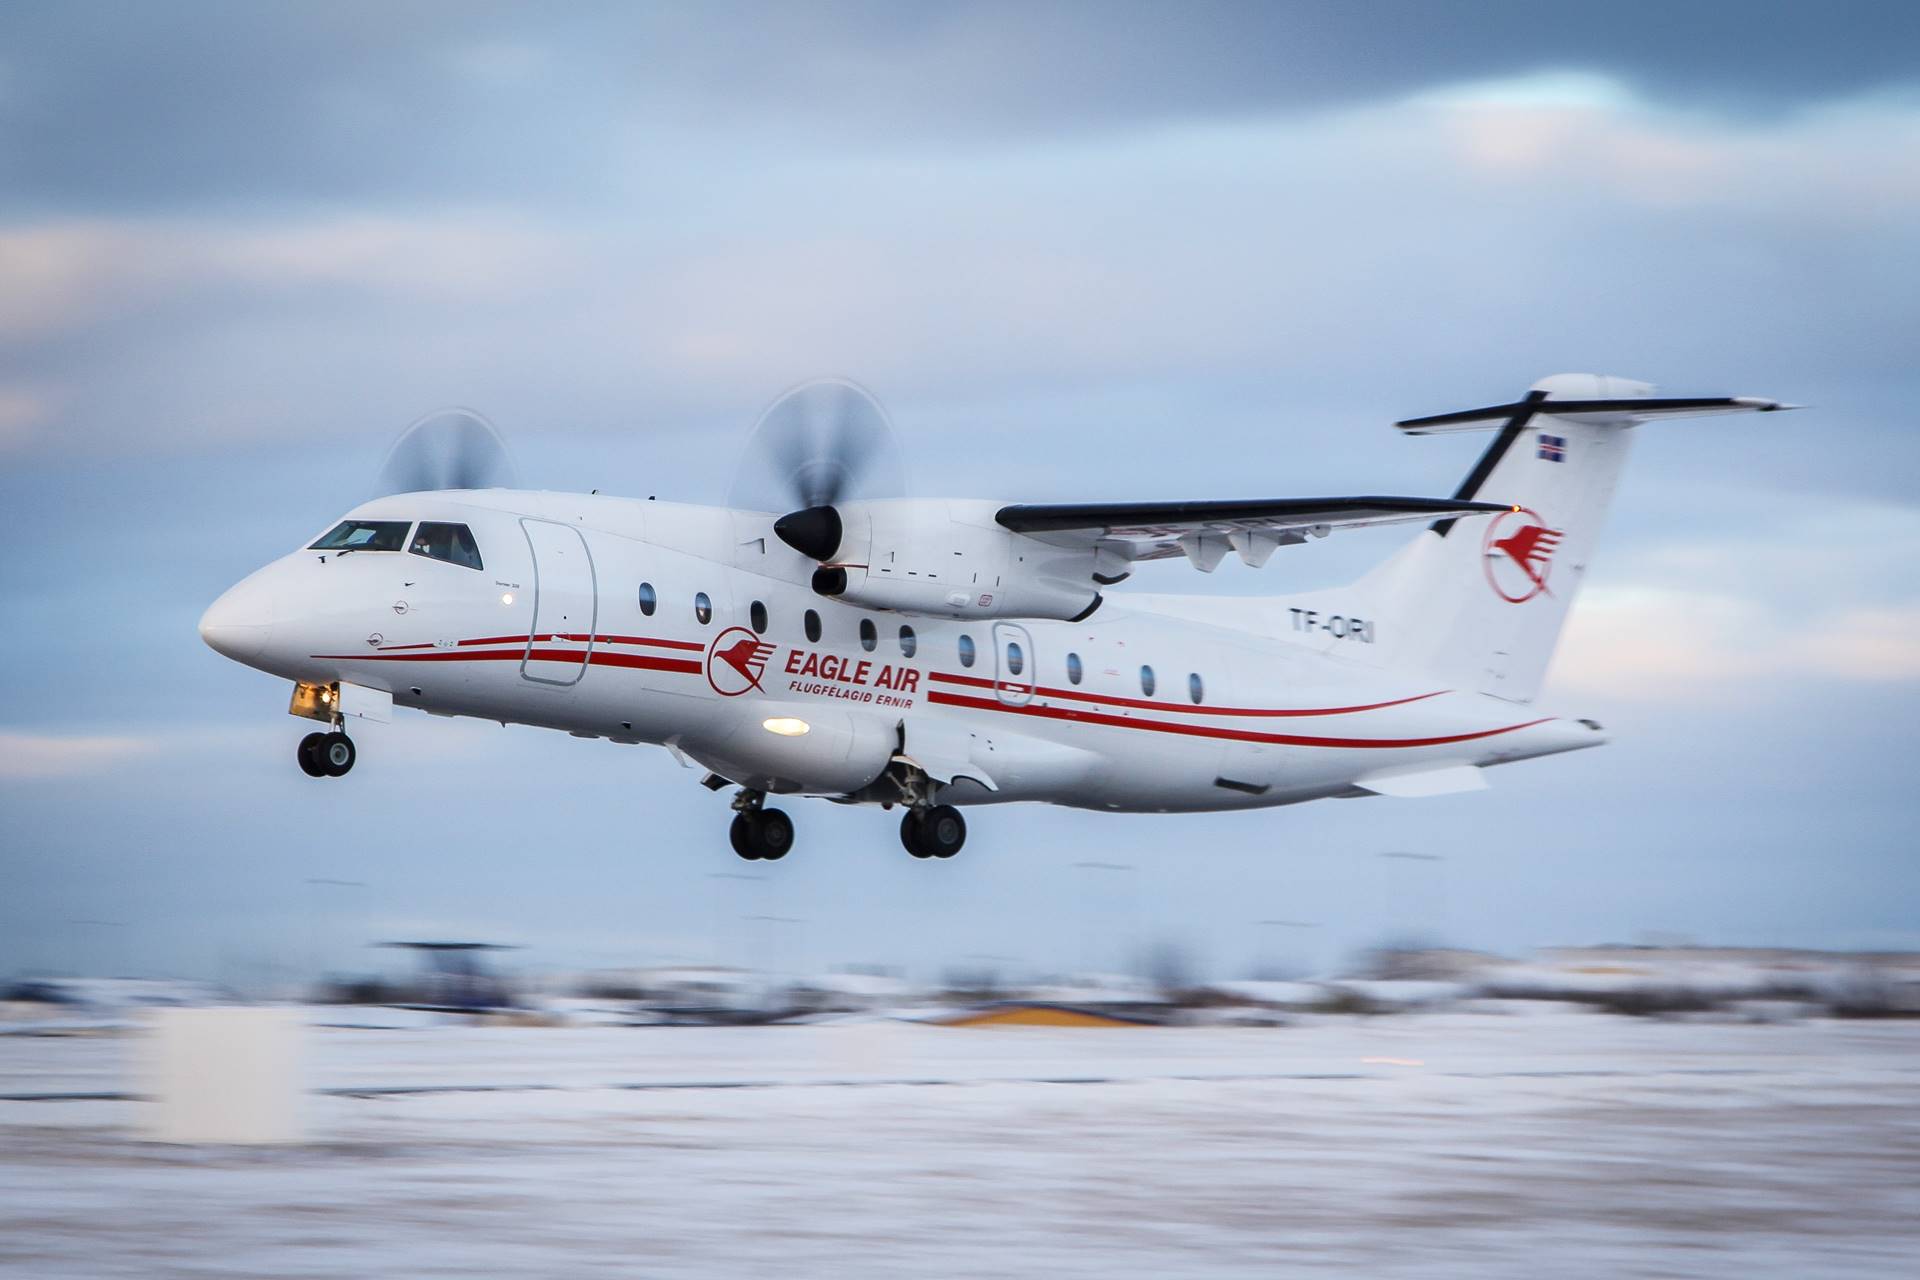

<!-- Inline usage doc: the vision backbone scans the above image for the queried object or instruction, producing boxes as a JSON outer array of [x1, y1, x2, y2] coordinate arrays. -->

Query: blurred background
[[4, 4, 1919, 1274], [7, 2, 1912, 990], [3, 0, 1920, 990], [4, 1, 1917, 992]]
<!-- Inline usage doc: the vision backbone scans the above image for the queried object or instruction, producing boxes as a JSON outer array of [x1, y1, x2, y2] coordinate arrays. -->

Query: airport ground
[[2, 1009, 1917, 1278]]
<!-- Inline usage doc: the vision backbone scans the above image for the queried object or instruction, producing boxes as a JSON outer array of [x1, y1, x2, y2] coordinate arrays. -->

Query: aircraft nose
[[198, 573, 277, 662]]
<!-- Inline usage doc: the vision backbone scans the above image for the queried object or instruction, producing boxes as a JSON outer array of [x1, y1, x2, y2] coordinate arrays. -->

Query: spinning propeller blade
[[374, 408, 518, 497], [729, 378, 904, 517]]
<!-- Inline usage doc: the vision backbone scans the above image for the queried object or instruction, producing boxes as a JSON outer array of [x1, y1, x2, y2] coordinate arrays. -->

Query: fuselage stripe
[[313, 649, 702, 675], [425, 632, 703, 652], [925, 670, 1446, 717], [925, 689, 1550, 749]]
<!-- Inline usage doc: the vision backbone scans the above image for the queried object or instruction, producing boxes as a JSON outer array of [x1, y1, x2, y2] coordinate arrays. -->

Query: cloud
[[0, 731, 152, 779], [1, 4, 1915, 219], [0, 383, 57, 447], [0, 216, 561, 343], [5, 71, 1918, 481], [1551, 504, 1920, 702], [1421, 75, 1920, 215]]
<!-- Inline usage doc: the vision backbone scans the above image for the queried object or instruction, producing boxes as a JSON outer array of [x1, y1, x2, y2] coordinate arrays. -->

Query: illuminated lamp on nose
[[762, 717, 811, 737]]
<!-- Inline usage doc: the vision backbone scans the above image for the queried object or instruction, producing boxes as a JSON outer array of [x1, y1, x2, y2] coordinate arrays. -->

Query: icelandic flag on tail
[[1536, 432, 1566, 462]]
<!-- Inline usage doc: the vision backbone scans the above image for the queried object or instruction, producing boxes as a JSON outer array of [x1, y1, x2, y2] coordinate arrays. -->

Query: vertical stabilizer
[[1308, 374, 1791, 703]]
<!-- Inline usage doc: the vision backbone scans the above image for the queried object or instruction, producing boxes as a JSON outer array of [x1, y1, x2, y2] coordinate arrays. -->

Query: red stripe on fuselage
[[926, 689, 1550, 749], [369, 633, 706, 653], [314, 648, 701, 674], [575, 633, 705, 651], [925, 671, 1447, 718]]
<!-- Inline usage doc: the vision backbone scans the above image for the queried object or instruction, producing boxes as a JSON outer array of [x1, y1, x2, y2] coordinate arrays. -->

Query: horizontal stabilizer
[[1398, 394, 1796, 435]]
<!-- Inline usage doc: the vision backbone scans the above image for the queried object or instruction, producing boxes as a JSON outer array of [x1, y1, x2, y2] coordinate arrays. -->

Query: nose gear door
[[520, 519, 596, 686]]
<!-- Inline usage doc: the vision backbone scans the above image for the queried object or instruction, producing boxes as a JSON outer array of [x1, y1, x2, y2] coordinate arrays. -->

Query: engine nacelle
[[809, 499, 1106, 622], [685, 701, 897, 796]]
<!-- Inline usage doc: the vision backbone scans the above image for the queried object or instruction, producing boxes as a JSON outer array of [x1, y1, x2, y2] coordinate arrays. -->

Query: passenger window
[[804, 609, 822, 643], [694, 592, 713, 625], [859, 618, 878, 652], [1189, 672, 1204, 704], [1140, 665, 1156, 697], [311, 520, 409, 553], [408, 522, 483, 570], [750, 600, 768, 634], [1067, 652, 1083, 685], [899, 625, 917, 657], [1006, 641, 1025, 676], [637, 582, 657, 616], [959, 634, 976, 668]]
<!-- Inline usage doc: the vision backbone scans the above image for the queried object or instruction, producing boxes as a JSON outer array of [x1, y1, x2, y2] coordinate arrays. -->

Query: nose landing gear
[[297, 730, 356, 778], [901, 805, 966, 859]]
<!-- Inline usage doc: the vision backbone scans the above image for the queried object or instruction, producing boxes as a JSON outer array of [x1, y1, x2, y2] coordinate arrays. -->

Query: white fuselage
[[200, 489, 1601, 812]]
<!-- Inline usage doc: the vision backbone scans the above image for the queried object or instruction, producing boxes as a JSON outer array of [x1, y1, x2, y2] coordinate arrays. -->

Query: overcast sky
[[3, 2, 1917, 986]]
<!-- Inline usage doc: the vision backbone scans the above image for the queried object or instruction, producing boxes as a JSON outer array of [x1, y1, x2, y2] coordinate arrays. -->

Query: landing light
[[500, 593, 514, 605], [762, 717, 811, 737]]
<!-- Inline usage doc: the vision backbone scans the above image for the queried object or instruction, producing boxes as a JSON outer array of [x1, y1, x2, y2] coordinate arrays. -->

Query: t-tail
[[1298, 374, 1794, 703]]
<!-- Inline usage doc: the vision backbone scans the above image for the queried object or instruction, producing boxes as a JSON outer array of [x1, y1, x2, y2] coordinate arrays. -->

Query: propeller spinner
[[730, 379, 904, 560]]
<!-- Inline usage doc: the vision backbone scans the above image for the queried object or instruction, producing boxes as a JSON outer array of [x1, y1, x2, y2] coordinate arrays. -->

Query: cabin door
[[520, 519, 597, 686]]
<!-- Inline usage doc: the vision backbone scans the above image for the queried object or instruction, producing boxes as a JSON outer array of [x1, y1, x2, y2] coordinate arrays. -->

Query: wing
[[995, 495, 1512, 571]]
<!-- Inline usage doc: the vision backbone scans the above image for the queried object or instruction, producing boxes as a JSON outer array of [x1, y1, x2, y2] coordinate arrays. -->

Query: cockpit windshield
[[310, 520, 410, 553], [409, 521, 484, 571]]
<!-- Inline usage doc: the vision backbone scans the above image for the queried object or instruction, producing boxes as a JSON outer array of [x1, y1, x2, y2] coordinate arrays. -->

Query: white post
[[139, 1007, 304, 1144]]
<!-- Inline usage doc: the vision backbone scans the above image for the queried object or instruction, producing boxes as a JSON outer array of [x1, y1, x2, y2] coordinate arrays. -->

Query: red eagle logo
[[1482, 507, 1563, 604], [705, 627, 776, 697]]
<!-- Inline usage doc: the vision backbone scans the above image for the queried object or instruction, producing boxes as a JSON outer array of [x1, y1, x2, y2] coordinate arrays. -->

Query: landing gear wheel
[[297, 732, 328, 777], [900, 812, 931, 858], [901, 805, 966, 859], [755, 808, 793, 861], [730, 814, 763, 860], [730, 808, 794, 861], [320, 731, 356, 777]]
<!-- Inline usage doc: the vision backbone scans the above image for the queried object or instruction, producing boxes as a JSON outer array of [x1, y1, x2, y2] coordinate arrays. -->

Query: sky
[[3, 1, 1918, 986]]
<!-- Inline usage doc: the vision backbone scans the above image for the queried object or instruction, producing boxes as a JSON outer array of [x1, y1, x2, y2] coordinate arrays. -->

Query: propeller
[[729, 379, 904, 559], [374, 408, 518, 497]]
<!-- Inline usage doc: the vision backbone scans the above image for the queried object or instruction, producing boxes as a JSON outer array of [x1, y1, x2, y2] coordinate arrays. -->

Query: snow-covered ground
[[3, 1010, 1918, 1277]]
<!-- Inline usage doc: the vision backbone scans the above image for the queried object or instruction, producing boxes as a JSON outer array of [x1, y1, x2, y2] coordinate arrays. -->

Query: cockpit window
[[409, 521, 484, 571], [310, 520, 409, 553]]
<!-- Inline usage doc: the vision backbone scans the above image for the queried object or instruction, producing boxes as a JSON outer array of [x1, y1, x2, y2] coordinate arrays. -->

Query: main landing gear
[[729, 791, 793, 861], [901, 805, 966, 859], [297, 730, 356, 778], [717, 781, 966, 861]]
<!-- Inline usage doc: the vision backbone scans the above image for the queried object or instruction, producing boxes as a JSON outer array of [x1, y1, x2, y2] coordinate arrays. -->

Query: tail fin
[[1322, 374, 1792, 703]]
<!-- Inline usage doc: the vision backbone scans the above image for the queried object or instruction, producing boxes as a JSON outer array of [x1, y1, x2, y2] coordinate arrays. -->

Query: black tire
[[900, 811, 932, 858], [321, 732, 356, 777], [297, 732, 328, 777], [756, 809, 794, 861], [730, 814, 762, 860], [921, 805, 966, 859]]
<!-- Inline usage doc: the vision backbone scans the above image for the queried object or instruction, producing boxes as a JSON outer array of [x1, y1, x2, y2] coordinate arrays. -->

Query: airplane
[[198, 374, 1790, 861]]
